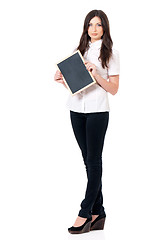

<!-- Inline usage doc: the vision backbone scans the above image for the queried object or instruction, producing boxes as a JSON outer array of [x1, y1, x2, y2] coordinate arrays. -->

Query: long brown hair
[[76, 10, 113, 68]]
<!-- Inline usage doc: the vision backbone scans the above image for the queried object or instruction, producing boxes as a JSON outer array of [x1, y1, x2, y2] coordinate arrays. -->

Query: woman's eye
[[88, 23, 102, 27]]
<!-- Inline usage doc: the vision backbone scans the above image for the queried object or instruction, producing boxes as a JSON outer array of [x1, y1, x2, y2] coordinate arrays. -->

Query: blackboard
[[56, 50, 96, 95]]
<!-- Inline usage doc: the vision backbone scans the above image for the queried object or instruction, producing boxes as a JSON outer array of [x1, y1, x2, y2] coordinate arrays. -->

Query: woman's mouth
[[92, 33, 98, 36]]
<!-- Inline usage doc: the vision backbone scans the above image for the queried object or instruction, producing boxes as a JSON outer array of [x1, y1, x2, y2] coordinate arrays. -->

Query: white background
[[0, 0, 159, 239]]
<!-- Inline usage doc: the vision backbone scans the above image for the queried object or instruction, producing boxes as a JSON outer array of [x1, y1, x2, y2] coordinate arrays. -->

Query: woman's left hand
[[85, 61, 97, 78]]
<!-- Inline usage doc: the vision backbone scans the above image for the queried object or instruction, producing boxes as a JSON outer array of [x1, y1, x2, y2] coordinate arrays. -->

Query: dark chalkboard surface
[[56, 50, 96, 95]]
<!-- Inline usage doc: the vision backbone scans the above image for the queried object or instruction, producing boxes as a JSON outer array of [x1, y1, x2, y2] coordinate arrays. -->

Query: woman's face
[[88, 16, 103, 43]]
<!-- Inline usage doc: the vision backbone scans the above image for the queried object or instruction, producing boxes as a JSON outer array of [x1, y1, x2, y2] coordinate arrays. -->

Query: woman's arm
[[85, 61, 119, 95], [94, 73, 119, 95]]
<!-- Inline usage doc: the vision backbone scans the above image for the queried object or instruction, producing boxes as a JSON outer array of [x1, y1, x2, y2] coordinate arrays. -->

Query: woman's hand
[[54, 70, 64, 83], [85, 61, 97, 78], [54, 70, 67, 88]]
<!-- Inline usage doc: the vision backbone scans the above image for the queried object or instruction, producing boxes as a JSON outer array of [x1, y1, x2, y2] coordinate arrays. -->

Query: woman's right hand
[[54, 70, 64, 83], [54, 70, 67, 88]]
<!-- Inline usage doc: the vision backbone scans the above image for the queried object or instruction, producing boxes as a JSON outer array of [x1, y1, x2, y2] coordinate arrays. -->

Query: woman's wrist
[[93, 72, 98, 79], [94, 73, 101, 82], [94, 73, 108, 90]]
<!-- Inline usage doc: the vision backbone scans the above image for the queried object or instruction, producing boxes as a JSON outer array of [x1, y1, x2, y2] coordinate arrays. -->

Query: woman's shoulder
[[108, 48, 120, 64], [107, 48, 120, 75]]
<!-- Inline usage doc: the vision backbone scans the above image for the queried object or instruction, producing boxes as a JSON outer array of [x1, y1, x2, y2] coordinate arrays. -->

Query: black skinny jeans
[[70, 110, 109, 218]]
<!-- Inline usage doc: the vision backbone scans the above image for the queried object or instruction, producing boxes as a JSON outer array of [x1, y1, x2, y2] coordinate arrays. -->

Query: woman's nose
[[92, 25, 96, 32]]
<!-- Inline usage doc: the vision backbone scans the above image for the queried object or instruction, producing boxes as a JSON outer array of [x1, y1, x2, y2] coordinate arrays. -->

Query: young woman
[[54, 9, 120, 234]]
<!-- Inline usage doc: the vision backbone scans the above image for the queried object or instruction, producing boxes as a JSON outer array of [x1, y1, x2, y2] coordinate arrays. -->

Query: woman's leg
[[70, 111, 89, 226], [70, 111, 87, 165], [78, 112, 109, 218], [91, 182, 103, 215]]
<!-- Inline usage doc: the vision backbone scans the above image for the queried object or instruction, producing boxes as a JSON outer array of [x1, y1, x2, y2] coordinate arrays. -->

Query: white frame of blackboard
[[56, 50, 96, 95]]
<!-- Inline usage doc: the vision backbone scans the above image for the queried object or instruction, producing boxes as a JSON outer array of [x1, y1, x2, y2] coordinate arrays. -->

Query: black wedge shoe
[[68, 217, 92, 234], [90, 213, 106, 231]]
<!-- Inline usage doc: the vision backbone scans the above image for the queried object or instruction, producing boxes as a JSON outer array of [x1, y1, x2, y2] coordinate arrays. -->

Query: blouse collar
[[88, 39, 102, 49]]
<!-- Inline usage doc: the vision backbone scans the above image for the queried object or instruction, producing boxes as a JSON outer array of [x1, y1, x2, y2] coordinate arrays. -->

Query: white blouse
[[66, 39, 120, 113]]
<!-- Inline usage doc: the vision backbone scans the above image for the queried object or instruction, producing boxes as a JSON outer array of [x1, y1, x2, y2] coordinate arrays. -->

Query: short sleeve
[[107, 49, 120, 76]]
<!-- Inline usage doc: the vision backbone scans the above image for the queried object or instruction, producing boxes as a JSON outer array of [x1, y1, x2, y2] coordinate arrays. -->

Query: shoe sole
[[90, 217, 106, 231]]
